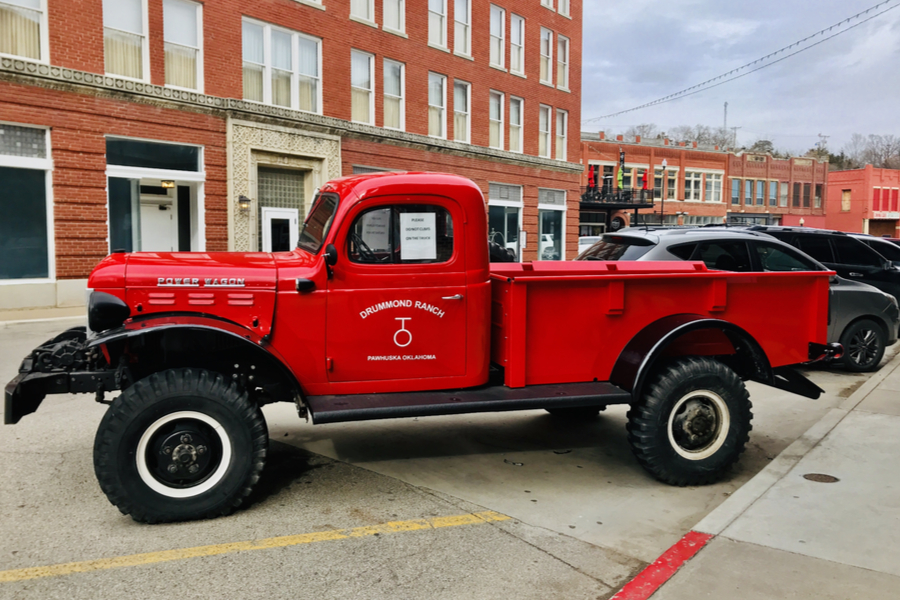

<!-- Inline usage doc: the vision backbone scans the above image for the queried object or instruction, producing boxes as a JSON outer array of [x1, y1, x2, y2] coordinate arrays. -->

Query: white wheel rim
[[667, 390, 730, 461], [136, 411, 233, 498]]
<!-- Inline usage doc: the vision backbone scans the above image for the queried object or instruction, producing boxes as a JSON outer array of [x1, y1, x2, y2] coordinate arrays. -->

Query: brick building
[[825, 166, 900, 237], [0, 0, 582, 309], [578, 133, 828, 234]]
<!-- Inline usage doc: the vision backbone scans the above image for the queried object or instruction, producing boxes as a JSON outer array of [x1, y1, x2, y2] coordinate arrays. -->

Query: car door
[[325, 197, 468, 383], [832, 236, 900, 301]]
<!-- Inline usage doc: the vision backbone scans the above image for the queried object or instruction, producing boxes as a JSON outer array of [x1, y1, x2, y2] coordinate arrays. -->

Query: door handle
[[442, 294, 464, 300], [849, 272, 864, 278]]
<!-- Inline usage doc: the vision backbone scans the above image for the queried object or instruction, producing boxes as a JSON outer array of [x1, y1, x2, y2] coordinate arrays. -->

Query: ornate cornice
[[0, 57, 583, 174]]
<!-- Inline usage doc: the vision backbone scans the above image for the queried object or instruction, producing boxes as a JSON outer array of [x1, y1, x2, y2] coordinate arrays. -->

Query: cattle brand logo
[[157, 277, 246, 288]]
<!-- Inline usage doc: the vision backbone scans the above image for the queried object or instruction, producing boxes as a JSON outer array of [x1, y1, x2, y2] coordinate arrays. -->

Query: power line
[[582, 0, 900, 123]]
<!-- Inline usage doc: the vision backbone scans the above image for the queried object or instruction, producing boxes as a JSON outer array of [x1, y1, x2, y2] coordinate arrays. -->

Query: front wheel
[[93, 368, 268, 523], [626, 357, 752, 486], [840, 319, 885, 373]]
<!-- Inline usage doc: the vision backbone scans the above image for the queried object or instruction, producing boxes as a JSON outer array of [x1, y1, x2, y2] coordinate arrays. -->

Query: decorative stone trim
[[1, 57, 582, 174]]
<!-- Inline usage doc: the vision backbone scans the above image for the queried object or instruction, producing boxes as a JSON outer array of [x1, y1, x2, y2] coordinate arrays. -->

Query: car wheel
[[626, 357, 752, 486], [840, 319, 886, 373], [93, 368, 268, 523]]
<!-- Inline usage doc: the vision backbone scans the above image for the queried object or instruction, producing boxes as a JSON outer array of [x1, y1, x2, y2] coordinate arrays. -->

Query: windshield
[[577, 235, 655, 261], [297, 193, 339, 254]]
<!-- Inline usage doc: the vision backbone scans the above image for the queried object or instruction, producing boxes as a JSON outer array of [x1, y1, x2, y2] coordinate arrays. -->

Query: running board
[[307, 381, 631, 424]]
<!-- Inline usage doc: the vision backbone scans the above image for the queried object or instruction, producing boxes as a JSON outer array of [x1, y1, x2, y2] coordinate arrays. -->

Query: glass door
[[488, 205, 521, 261]]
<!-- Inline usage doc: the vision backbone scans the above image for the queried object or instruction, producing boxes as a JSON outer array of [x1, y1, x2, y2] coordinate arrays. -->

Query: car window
[[695, 241, 752, 272], [754, 242, 819, 271], [866, 239, 900, 262], [578, 236, 654, 261], [667, 243, 696, 260], [796, 236, 835, 263], [832, 237, 882, 267], [347, 204, 454, 264]]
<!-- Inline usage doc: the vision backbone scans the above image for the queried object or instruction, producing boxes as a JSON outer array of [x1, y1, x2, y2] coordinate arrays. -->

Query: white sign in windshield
[[400, 213, 436, 260]]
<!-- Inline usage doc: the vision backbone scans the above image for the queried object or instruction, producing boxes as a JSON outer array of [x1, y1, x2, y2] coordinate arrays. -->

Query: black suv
[[746, 226, 900, 303]]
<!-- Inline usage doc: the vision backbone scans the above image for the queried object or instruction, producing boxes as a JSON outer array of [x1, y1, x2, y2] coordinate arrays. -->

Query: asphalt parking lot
[[0, 318, 889, 600]]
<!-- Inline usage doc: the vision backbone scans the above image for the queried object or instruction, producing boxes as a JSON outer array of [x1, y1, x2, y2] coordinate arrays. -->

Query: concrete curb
[[0, 316, 85, 327]]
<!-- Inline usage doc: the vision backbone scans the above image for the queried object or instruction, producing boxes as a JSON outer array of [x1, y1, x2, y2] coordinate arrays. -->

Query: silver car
[[577, 227, 900, 372]]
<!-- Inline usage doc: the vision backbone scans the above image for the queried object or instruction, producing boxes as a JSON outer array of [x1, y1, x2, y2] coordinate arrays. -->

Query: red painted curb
[[610, 530, 714, 600]]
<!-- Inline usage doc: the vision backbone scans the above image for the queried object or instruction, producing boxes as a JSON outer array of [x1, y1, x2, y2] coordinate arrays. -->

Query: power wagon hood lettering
[[157, 277, 246, 288]]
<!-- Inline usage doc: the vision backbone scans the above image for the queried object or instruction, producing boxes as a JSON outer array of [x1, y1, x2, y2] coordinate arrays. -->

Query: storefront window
[[539, 209, 563, 260]]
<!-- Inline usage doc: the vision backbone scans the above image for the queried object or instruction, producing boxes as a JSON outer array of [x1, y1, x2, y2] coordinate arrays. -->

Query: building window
[[792, 182, 801, 207], [103, 0, 147, 80], [540, 0, 553, 8], [540, 28, 553, 85], [510, 14, 524, 75], [655, 170, 664, 198], [555, 109, 567, 161], [556, 35, 569, 89], [780, 182, 788, 207], [842, 190, 851, 212], [489, 90, 503, 149], [0, 124, 51, 280], [538, 189, 566, 260], [383, 59, 404, 130], [0, 0, 46, 61], [769, 181, 778, 206], [685, 171, 702, 201], [667, 170, 677, 200], [558, 0, 569, 17], [705, 174, 722, 202], [453, 0, 469, 55], [731, 179, 740, 205], [351, 0, 374, 22], [163, 0, 201, 91], [242, 20, 321, 113], [509, 96, 523, 153], [744, 180, 753, 205], [815, 184, 823, 208], [490, 5, 504, 68], [538, 105, 551, 158], [803, 183, 811, 208], [756, 180, 765, 206], [428, 0, 446, 48], [351, 50, 374, 124], [384, 0, 404, 33], [453, 80, 470, 143], [428, 72, 446, 138]]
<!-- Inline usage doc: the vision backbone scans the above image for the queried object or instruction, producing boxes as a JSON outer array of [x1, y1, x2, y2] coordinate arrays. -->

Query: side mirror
[[324, 244, 338, 267]]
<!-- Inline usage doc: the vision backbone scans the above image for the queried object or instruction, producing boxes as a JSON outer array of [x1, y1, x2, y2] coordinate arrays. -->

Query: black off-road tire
[[626, 357, 752, 486], [93, 368, 268, 523], [840, 319, 886, 373], [545, 406, 606, 419]]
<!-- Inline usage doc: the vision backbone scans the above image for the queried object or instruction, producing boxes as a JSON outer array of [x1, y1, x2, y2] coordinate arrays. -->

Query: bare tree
[[624, 123, 660, 139], [841, 134, 900, 169]]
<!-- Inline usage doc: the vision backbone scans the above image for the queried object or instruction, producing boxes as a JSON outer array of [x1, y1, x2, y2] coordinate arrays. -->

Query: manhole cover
[[803, 473, 840, 483]]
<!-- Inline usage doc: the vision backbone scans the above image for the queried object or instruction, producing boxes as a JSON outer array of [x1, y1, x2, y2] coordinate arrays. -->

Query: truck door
[[326, 197, 467, 382]]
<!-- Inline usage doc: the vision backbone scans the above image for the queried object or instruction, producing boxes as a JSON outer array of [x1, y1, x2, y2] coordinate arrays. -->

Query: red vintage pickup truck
[[5, 172, 838, 523]]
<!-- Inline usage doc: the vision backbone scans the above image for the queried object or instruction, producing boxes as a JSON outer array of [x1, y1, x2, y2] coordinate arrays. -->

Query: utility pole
[[730, 126, 742, 149], [817, 133, 830, 157], [724, 102, 728, 131]]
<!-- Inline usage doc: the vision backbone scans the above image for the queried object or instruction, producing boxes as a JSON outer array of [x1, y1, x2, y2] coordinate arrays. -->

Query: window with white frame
[[510, 14, 524, 75], [351, 50, 374, 124], [0, 124, 51, 280], [351, 0, 374, 22], [555, 109, 567, 160], [540, 28, 553, 85], [558, 0, 569, 16], [242, 20, 322, 113], [556, 35, 569, 89], [705, 173, 723, 202], [453, 80, 469, 142], [383, 0, 404, 33], [490, 5, 504, 68], [383, 59, 404, 130], [103, 0, 147, 79], [539, 105, 551, 158], [453, 0, 470, 56], [540, 0, 553, 8], [0, 0, 47, 61], [509, 97, 523, 153], [163, 0, 202, 91], [428, 0, 446, 48], [685, 171, 702, 201], [489, 91, 504, 149], [538, 189, 566, 261], [428, 72, 446, 138]]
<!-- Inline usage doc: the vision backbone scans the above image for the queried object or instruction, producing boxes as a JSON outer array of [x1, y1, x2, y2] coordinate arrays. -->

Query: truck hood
[[124, 252, 277, 289]]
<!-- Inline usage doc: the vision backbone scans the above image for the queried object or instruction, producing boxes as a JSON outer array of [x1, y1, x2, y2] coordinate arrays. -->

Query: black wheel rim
[[848, 328, 880, 368], [144, 418, 223, 489]]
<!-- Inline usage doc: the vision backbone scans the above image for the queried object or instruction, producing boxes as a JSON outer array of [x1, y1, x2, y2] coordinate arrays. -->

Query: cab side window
[[695, 241, 752, 272], [347, 204, 454, 264], [754, 242, 819, 272], [796, 236, 835, 263]]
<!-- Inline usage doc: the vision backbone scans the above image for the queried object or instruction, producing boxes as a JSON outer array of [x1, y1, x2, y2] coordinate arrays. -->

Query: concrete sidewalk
[[0, 306, 85, 325], [647, 351, 900, 599]]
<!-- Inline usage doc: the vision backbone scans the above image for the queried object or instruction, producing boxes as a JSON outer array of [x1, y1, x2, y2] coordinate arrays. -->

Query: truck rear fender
[[88, 315, 305, 407], [610, 314, 781, 401]]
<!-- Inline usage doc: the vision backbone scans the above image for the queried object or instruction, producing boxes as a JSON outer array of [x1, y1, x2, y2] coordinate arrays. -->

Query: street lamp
[[660, 159, 668, 226]]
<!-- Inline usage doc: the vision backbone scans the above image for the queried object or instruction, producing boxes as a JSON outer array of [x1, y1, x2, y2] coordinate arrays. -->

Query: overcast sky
[[580, 0, 900, 155]]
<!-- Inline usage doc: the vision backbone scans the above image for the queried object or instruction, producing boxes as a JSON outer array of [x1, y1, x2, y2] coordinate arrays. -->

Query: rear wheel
[[93, 368, 268, 523], [840, 319, 885, 373], [626, 357, 752, 486]]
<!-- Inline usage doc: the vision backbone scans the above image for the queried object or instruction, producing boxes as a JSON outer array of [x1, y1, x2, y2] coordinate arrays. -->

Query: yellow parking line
[[0, 511, 509, 583]]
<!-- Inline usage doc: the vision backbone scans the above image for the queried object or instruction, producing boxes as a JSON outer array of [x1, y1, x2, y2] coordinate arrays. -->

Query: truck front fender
[[609, 314, 817, 400]]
